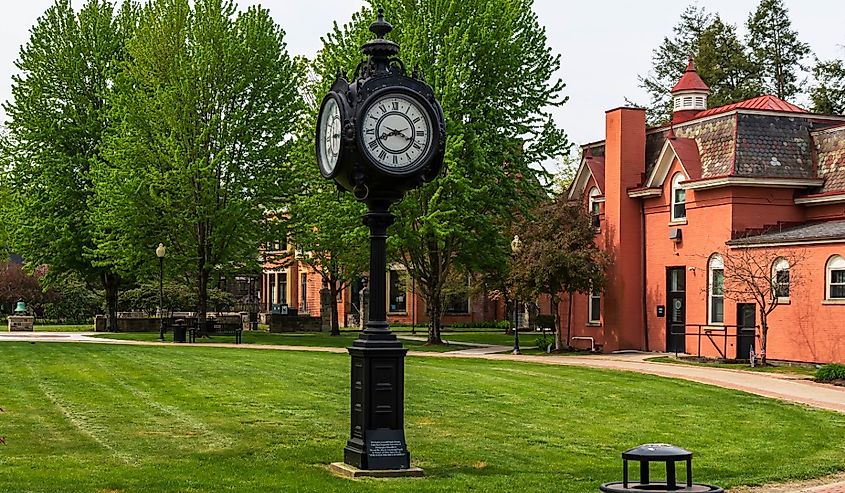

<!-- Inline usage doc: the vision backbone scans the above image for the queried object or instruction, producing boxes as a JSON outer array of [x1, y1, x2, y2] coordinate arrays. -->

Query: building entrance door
[[737, 303, 756, 360], [666, 267, 686, 353]]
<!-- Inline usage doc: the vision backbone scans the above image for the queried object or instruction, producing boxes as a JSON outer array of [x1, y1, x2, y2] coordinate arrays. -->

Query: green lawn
[[34, 324, 92, 332], [646, 356, 817, 377], [1, 343, 845, 492], [438, 330, 550, 346], [91, 330, 468, 352]]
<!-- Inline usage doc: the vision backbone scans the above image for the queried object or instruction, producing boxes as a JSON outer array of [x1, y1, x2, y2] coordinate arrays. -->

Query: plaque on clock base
[[328, 462, 424, 479]]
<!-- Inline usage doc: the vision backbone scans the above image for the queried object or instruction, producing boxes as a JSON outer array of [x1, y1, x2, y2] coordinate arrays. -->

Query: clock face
[[360, 93, 433, 171], [317, 96, 342, 177]]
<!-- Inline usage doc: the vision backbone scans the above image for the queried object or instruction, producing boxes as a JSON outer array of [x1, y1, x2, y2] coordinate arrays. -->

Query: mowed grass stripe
[[1, 343, 845, 492]]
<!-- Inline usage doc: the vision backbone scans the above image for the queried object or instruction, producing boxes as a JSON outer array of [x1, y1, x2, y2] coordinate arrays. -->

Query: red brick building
[[566, 60, 845, 363], [259, 244, 501, 328]]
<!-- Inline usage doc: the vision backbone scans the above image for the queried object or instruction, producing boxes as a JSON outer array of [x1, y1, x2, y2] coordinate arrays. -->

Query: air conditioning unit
[[669, 228, 683, 242]]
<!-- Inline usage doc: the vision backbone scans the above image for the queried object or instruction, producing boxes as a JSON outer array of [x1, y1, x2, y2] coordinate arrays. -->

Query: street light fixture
[[156, 243, 166, 341], [511, 235, 522, 355]]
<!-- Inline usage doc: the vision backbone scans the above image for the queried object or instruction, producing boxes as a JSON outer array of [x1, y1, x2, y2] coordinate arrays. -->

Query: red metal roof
[[695, 95, 807, 118], [671, 58, 709, 93]]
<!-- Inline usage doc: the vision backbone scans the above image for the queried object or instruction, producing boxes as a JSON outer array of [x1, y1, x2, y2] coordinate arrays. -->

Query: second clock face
[[360, 93, 433, 171]]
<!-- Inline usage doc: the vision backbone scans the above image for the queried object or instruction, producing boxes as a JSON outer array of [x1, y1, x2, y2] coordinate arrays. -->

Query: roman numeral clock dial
[[360, 93, 432, 172], [316, 94, 343, 178]]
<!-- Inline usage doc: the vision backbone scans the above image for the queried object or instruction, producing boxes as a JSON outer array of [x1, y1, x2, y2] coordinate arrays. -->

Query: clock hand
[[385, 126, 413, 141]]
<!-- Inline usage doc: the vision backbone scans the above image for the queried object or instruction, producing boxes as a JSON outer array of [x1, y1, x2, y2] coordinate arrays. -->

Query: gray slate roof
[[815, 125, 845, 192], [728, 220, 845, 246]]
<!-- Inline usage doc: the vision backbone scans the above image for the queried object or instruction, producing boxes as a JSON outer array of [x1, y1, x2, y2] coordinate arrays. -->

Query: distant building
[[565, 59, 845, 363], [259, 242, 501, 329]]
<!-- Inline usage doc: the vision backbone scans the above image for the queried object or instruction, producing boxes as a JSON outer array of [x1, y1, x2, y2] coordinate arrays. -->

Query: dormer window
[[670, 173, 686, 221]]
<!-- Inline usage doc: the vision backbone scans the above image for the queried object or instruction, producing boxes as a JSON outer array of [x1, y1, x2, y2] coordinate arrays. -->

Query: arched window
[[670, 173, 686, 221], [589, 187, 601, 231], [772, 257, 790, 300], [708, 254, 724, 324], [826, 255, 845, 300]]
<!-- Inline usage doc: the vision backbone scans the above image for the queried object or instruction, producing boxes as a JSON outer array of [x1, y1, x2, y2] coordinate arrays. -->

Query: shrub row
[[816, 363, 845, 381]]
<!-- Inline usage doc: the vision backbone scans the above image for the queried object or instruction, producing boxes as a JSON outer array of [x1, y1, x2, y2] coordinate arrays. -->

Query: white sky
[[1, 0, 843, 159]]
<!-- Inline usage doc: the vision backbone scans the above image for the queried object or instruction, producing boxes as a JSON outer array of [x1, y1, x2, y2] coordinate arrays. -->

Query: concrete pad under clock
[[328, 462, 424, 479]]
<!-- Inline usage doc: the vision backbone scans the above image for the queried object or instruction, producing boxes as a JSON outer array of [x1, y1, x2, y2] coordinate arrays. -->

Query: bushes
[[41, 279, 101, 324], [448, 321, 509, 330], [535, 334, 554, 352], [816, 363, 845, 382], [119, 282, 236, 314]]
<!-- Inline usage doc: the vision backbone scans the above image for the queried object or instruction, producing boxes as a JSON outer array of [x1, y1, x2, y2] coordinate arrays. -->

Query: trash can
[[173, 322, 187, 343], [600, 443, 722, 492]]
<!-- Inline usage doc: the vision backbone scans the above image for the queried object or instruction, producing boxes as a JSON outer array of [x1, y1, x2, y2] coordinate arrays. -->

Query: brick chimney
[[603, 107, 645, 351]]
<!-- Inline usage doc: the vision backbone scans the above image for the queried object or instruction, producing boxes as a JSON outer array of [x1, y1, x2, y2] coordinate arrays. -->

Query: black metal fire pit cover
[[622, 444, 692, 461]]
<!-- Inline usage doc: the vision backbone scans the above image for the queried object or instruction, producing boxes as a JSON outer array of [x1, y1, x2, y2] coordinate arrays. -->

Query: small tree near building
[[510, 198, 609, 351], [718, 246, 805, 366]]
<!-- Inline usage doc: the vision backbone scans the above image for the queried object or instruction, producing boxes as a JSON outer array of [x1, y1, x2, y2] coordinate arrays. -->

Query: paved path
[[4, 332, 845, 491]]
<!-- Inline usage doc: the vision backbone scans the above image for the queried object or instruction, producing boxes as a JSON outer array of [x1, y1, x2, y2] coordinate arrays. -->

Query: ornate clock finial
[[370, 7, 393, 38], [361, 8, 399, 61]]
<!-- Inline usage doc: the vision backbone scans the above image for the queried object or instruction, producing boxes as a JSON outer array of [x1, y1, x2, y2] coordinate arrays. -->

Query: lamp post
[[511, 235, 522, 355], [156, 243, 166, 341]]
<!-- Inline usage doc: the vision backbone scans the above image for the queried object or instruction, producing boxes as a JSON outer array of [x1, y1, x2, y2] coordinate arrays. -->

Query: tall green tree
[[92, 0, 303, 330], [810, 58, 845, 114], [510, 198, 608, 351], [696, 16, 762, 108], [746, 0, 810, 101], [317, 1, 569, 344], [1, 0, 137, 329], [637, 5, 711, 125]]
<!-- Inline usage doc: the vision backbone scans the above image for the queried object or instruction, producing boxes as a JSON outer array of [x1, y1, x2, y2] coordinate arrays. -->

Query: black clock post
[[316, 9, 445, 476]]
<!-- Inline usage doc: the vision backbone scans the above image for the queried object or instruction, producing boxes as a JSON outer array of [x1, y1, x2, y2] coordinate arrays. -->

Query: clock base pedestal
[[341, 199, 412, 471]]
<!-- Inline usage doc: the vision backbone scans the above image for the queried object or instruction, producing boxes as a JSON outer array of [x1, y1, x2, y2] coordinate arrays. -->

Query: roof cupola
[[671, 57, 710, 124]]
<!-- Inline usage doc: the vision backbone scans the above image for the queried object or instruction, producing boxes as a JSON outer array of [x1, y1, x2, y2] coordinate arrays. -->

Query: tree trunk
[[552, 296, 562, 351], [760, 309, 768, 366], [426, 293, 444, 344], [197, 267, 209, 337], [329, 279, 341, 336], [102, 272, 120, 332]]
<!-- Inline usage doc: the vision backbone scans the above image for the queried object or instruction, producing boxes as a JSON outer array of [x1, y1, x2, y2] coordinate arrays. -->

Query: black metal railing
[[670, 324, 760, 359]]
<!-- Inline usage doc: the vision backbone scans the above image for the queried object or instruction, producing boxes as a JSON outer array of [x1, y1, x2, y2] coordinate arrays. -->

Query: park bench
[[187, 319, 243, 344]]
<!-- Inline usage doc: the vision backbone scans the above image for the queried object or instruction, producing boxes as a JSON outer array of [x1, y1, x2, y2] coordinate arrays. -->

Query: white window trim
[[708, 254, 724, 325], [670, 173, 687, 223], [589, 187, 602, 232], [772, 257, 790, 303], [826, 255, 845, 300], [588, 290, 601, 325]]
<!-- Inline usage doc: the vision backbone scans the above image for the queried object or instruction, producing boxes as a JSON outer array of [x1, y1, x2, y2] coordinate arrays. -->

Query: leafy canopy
[[91, 0, 304, 318]]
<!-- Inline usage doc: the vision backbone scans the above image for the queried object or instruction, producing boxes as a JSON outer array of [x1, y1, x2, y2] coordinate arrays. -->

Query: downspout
[[641, 199, 649, 351]]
